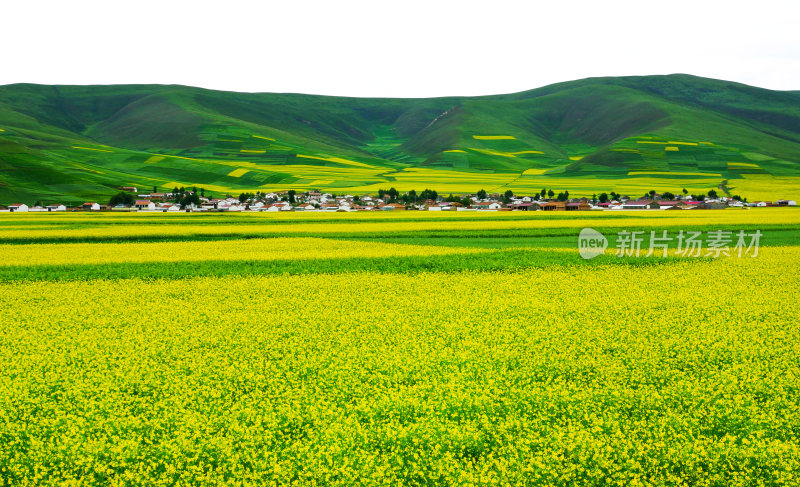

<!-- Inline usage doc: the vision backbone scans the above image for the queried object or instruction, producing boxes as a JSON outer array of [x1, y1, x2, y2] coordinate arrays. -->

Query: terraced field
[[1, 209, 800, 484]]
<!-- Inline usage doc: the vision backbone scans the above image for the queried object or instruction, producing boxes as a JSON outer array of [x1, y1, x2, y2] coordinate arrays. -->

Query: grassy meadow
[[1, 209, 800, 485]]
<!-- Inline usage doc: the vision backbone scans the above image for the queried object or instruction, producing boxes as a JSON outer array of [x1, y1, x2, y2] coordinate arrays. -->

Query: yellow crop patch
[[728, 162, 761, 168], [665, 146, 679, 152], [251, 135, 275, 141], [144, 156, 165, 164], [568, 156, 583, 160], [227, 168, 250, 178], [522, 168, 548, 175], [627, 171, 722, 177], [667, 141, 698, 146], [510, 151, 544, 155], [469, 148, 516, 158], [296, 154, 375, 168], [443, 150, 467, 153], [472, 135, 516, 140], [240, 149, 266, 154], [72, 146, 114, 153]]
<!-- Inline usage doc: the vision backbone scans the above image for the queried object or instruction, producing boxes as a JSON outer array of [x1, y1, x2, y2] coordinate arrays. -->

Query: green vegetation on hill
[[1, 74, 799, 204]]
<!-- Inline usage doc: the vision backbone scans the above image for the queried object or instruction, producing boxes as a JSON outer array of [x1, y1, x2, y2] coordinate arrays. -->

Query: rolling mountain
[[1, 74, 799, 204]]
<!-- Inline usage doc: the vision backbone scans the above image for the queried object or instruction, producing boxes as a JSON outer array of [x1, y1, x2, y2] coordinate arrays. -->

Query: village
[[0, 186, 796, 213]]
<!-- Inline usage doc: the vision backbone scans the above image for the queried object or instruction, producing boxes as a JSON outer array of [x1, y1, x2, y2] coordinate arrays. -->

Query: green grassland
[[1, 74, 800, 204], [1, 210, 800, 484]]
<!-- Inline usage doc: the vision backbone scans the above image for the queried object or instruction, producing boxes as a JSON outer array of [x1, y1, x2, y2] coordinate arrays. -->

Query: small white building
[[82, 202, 101, 211], [135, 200, 156, 211], [47, 204, 66, 212], [9, 203, 29, 212]]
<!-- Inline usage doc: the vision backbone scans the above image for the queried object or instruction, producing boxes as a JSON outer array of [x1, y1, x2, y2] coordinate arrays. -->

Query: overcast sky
[[3, 0, 798, 97]]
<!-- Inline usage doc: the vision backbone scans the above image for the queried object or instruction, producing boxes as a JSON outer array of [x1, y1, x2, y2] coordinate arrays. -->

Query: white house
[[46, 204, 67, 212], [82, 202, 101, 211], [28, 206, 48, 212], [167, 205, 181, 212], [221, 204, 243, 212], [134, 200, 156, 211], [474, 202, 503, 210], [9, 203, 29, 212]]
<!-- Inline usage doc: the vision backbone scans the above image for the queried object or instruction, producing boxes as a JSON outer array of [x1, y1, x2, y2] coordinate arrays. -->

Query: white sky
[[3, 0, 798, 97]]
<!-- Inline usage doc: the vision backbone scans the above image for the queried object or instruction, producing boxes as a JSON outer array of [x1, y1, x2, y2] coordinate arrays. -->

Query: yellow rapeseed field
[[226, 168, 250, 178], [1, 209, 799, 484]]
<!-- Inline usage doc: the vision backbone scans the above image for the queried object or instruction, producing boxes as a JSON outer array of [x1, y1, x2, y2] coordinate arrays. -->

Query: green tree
[[288, 190, 296, 203], [180, 193, 201, 209], [598, 193, 609, 203], [477, 189, 487, 200], [109, 192, 135, 207], [503, 190, 514, 203], [708, 189, 718, 198], [420, 188, 438, 201], [547, 189, 555, 199]]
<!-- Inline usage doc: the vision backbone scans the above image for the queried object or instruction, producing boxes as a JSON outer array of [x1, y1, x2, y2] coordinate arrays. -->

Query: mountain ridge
[[1, 74, 799, 204]]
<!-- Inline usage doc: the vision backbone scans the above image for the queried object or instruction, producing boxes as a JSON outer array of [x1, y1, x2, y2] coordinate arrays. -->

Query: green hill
[[1, 74, 799, 204]]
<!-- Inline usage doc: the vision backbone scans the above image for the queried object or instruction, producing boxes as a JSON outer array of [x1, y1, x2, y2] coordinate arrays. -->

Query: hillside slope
[[1, 74, 799, 203]]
